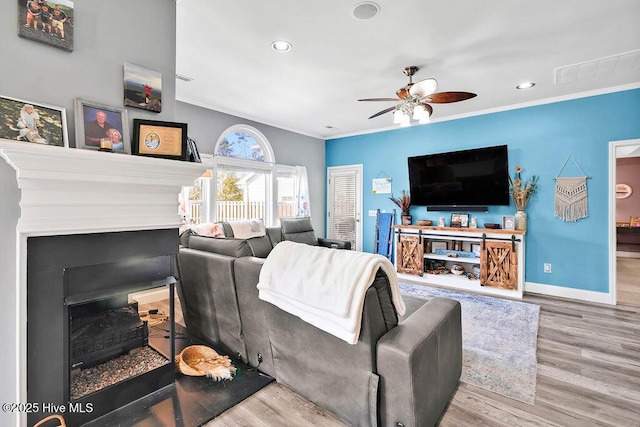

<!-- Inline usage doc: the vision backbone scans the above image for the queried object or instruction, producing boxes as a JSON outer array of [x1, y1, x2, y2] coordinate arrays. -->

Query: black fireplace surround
[[27, 229, 178, 426]]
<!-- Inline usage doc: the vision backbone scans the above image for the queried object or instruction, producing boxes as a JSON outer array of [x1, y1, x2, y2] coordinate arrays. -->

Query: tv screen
[[408, 145, 510, 208]]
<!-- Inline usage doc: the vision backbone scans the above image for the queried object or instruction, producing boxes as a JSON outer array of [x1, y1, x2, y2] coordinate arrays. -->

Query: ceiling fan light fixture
[[516, 82, 535, 89], [393, 108, 405, 124], [271, 40, 292, 53]]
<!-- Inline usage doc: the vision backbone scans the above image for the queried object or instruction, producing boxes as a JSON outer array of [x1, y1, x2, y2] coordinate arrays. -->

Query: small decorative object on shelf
[[451, 264, 465, 275], [509, 165, 539, 231], [437, 216, 445, 227], [389, 190, 411, 225], [470, 217, 478, 228]]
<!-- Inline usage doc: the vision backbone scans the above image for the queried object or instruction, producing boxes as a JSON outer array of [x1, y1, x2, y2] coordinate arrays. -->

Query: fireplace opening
[[69, 297, 171, 401]]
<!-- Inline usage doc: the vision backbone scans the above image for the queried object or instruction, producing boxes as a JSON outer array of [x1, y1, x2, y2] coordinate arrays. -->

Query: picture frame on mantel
[[74, 98, 131, 154], [18, 0, 74, 52], [0, 94, 68, 147], [131, 119, 188, 161]]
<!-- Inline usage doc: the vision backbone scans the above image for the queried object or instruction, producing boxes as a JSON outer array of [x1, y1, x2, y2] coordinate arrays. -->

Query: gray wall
[[176, 101, 327, 235], [0, 1, 176, 422]]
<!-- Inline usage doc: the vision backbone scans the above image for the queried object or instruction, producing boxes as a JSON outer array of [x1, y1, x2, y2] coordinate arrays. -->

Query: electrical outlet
[[543, 263, 552, 273], [368, 210, 377, 217]]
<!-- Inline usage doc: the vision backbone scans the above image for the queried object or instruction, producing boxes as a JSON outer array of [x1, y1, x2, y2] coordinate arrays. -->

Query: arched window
[[214, 125, 274, 163]]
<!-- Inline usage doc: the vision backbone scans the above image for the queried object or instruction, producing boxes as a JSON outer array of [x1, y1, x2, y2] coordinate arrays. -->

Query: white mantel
[[0, 138, 208, 236], [0, 138, 208, 426]]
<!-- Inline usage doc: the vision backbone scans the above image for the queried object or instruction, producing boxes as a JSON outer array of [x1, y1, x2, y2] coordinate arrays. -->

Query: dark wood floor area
[[204, 293, 640, 427]]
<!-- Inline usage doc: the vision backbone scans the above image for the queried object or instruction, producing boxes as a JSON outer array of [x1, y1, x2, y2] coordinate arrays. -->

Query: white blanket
[[257, 241, 406, 344]]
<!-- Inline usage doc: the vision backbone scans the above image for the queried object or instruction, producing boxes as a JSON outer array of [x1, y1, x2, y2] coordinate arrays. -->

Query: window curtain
[[295, 165, 311, 217]]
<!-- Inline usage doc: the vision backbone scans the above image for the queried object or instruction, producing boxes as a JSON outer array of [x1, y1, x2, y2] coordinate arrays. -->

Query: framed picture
[[124, 63, 162, 113], [451, 213, 470, 228], [0, 95, 68, 147], [18, 0, 74, 52], [502, 215, 515, 230], [471, 243, 481, 257], [131, 119, 188, 161], [74, 99, 130, 153], [186, 137, 201, 163], [431, 241, 448, 253]]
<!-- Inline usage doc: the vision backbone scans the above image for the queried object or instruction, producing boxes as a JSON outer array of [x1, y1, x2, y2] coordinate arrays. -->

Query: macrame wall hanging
[[554, 155, 591, 222]]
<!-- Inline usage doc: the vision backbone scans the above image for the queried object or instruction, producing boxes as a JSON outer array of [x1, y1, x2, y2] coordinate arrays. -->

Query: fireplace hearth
[[27, 229, 178, 426]]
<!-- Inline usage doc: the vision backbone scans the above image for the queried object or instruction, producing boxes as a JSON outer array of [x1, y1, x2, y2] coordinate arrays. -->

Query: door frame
[[326, 164, 363, 251], [608, 138, 640, 305]]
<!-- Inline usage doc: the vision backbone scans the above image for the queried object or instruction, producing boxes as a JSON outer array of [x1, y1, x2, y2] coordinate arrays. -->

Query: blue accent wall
[[326, 89, 640, 293]]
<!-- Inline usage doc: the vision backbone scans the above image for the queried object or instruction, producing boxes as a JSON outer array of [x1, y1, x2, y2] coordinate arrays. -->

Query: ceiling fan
[[358, 66, 477, 125]]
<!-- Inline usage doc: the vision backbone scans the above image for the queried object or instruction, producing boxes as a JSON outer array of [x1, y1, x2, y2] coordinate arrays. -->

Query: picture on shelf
[[502, 215, 515, 230], [124, 63, 162, 113], [471, 243, 481, 257], [431, 241, 448, 253], [451, 213, 470, 227], [74, 98, 130, 153], [0, 95, 68, 147]]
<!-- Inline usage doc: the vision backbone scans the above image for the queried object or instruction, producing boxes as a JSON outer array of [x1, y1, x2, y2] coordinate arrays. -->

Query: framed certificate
[[131, 119, 187, 160]]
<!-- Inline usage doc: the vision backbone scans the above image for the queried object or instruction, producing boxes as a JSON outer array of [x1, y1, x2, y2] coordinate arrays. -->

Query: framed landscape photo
[[451, 213, 470, 228], [124, 63, 162, 113], [131, 119, 187, 161], [0, 95, 68, 147], [74, 99, 130, 153], [18, 0, 74, 52]]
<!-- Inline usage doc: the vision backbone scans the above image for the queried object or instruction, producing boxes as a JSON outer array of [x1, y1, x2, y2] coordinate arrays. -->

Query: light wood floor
[[617, 256, 640, 307], [205, 293, 640, 427]]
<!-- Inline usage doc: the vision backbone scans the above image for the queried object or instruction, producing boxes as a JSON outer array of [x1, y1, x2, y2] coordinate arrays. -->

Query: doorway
[[327, 165, 363, 251], [609, 139, 640, 307]]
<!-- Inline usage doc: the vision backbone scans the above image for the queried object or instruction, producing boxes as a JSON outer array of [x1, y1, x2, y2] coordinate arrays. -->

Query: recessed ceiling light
[[352, 2, 380, 20], [271, 40, 292, 53], [516, 82, 535, 89]]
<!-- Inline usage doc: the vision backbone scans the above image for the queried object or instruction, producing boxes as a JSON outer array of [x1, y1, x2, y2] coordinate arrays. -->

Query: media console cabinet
[[394, 225, 525, 299]]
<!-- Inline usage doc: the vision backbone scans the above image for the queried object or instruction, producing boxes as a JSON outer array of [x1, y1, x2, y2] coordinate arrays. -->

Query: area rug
[[399, 282, 540, 405]]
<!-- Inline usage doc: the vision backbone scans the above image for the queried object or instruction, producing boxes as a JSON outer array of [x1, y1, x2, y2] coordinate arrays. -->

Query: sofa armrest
[[376, 297, 462, 427], [317, 237, 352, 250]]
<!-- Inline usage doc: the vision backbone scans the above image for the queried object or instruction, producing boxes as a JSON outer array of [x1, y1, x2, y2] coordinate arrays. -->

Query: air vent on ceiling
[[555, 49, 640, 84], [176, 74, 194, 82]]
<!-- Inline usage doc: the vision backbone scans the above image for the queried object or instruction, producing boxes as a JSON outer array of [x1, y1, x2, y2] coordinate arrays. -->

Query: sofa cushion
[[188, 235, 253, 258], [266, 227, 283, 246], [246, 235, 273, 258], [280, 217, 318, 245], [221, 220, 267, 239]]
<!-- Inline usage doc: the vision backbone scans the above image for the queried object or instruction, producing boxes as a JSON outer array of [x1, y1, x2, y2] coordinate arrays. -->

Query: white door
[[327, 165, 363, 251]]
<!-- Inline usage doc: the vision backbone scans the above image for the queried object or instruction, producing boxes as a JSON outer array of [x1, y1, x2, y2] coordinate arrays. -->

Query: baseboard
[[617, 251, 640, 259], [524, 281, 612, 305]]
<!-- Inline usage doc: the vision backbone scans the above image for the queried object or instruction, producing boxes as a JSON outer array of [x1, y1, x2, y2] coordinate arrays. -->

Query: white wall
[[0, 1, 177, 423]]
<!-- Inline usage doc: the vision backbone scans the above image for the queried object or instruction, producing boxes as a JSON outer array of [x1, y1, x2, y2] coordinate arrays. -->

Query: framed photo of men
[[18, 0, 74, 52], [74, 98, 130, 154]]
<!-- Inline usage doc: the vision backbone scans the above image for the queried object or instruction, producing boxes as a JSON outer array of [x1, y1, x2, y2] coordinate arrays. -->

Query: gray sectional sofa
[[177, 218, 462, 427]]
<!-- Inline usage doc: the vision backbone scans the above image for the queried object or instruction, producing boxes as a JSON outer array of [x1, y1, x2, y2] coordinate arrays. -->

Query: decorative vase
[[401, 213, 412, 225], [515, 210, 527, 231]]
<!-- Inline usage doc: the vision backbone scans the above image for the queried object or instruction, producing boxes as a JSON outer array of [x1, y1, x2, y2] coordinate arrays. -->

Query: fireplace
[[0, 139, 208, 426], [27, 229, 178, 426]]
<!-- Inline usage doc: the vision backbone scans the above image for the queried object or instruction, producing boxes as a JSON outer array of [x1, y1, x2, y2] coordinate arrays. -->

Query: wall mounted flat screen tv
[[408, 145, 510, 210]]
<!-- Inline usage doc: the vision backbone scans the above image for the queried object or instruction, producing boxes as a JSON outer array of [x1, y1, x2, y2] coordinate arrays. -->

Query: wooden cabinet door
[[397, 234, 423, 276], [480, 240, 518, 290]]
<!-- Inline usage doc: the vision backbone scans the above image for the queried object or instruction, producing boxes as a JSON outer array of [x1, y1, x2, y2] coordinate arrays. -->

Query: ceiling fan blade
[[409, 78, 438, 98], [426, 91, 477, 103], [358, 98, 399, 102], [368, 106, 396, 119], [423, 103, 434, 117]]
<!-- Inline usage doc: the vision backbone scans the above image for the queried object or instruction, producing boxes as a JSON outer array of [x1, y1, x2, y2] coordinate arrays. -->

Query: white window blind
[[330, 173, 356, 248]]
